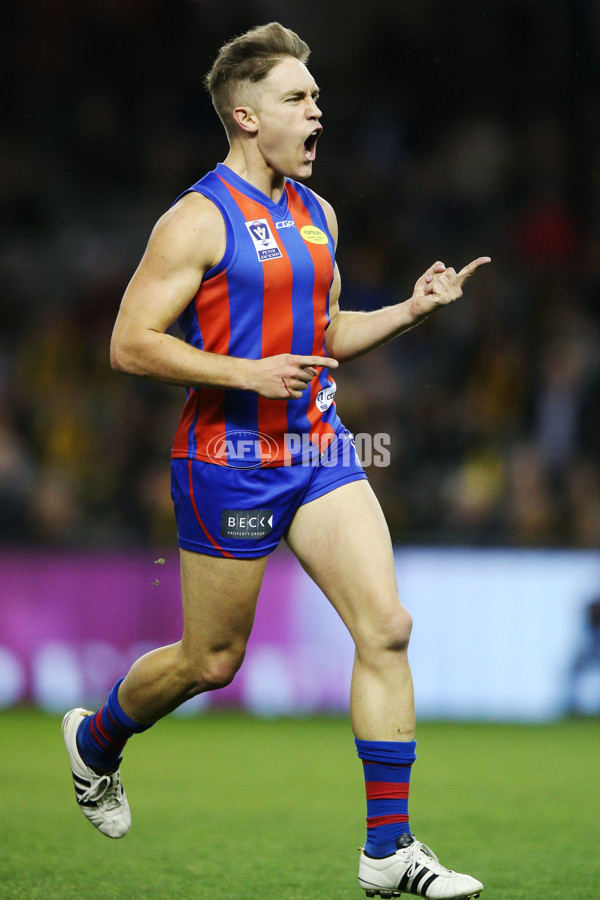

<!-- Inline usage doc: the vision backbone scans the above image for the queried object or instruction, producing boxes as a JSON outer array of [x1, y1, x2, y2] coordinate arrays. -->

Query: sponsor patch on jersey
[[221, 509, 274, 539], [300, 225, 329, 245], [315, 380, 337, 412], [245, 219, 283, 262]]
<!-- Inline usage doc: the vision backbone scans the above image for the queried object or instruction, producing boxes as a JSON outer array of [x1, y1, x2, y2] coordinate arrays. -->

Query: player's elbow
[[324, 322, 351, 364], [110, 332, 141, 375], [323, 332, 341, 363], [109, 337, 128, 373]]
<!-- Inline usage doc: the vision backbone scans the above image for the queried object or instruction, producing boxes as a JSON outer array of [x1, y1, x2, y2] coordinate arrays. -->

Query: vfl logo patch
[[221, 509, 274, 540], [245, 219, 282, 262], [316, 380, 336, 412], [300, 225, 328, 245]]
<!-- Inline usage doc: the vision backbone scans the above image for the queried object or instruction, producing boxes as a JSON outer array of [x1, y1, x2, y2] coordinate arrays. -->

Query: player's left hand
[[409, 257, 491, 319]]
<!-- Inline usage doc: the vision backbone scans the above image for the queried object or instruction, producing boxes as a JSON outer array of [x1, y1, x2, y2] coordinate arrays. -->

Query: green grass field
[[0, 711, 598, 899]]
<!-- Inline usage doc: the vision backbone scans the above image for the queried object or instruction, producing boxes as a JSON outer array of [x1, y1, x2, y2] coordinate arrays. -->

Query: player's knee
[[393, 605, 413, 649], [381, 605, 413, 653], [191, 647, 246, 692], [358, 604, 413, 659], [202, 654, 244, 690]]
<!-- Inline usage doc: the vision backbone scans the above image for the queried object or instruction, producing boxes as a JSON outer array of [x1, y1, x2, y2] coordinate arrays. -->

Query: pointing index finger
[[457, 256, 491, 285], [297, 355, 339, 370]]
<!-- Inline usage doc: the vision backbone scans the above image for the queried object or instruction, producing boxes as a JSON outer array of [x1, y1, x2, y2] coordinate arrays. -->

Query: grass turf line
[[0, 710, 598, 899]]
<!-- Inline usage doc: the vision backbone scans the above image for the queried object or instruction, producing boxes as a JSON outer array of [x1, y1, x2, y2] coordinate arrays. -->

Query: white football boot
[[358, 833, 483, 899], [62, 707, 131, 838]]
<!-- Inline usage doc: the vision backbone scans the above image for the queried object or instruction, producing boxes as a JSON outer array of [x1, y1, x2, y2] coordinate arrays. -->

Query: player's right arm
[[110, 192, 334, 400]]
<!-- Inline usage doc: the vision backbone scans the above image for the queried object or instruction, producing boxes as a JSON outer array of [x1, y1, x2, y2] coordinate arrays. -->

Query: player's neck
[[222, 147, 286, 203]]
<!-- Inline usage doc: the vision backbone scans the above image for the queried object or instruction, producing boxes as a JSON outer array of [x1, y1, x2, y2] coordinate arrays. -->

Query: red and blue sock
[[355, 738, 417, 858], [76, 678, 150, 772]]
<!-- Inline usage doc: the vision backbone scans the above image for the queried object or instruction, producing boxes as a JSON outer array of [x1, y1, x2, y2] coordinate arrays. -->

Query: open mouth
[[303, 128, 322, 162]]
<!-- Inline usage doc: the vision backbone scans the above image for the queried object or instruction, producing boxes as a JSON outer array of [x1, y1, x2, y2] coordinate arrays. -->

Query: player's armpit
[[327, 263, 341, 321]]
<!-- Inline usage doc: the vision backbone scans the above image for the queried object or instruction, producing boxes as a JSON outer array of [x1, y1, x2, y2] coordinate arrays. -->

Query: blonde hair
[[205, 22, 310, 135]]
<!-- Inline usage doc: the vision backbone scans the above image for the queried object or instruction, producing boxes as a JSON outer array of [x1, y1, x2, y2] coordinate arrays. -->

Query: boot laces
[[405, 840, 455, 879], [79, 771, 123, 809]]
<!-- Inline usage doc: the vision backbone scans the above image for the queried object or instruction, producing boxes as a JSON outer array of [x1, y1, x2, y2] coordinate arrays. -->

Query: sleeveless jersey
[[171, 163, 342, 468]]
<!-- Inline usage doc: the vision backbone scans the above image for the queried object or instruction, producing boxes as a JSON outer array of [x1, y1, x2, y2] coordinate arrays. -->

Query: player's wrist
[[191, 352, 255, 392], [406, 294, 433, 324], [232, 356, 258, 392]]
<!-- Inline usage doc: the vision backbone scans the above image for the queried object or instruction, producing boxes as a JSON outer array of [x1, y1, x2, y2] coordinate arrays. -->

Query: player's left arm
[[314, 194, 491, 363]]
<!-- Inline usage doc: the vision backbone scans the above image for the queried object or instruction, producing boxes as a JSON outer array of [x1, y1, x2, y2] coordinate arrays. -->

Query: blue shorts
[[171, 428, 367, 558]]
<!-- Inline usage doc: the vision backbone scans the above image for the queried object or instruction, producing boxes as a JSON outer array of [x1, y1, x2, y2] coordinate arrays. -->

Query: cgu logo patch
[[300, 225, 329, 245], [315, 380, 336, 412], [245, 218, 282, 262]]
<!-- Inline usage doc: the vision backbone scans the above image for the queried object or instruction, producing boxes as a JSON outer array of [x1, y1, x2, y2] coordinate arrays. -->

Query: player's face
[[253, 57, 323, 180]]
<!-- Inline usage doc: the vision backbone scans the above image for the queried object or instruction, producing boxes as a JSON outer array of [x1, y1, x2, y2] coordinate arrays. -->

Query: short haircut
[[205, 22, 310, 136]]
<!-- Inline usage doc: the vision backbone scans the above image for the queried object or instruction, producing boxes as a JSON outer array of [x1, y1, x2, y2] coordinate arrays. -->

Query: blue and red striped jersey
[[171, 163, 342, 467]]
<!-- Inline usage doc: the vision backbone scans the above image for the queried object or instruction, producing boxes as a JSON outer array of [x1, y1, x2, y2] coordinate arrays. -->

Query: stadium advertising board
[[1, 548, 599, 720]]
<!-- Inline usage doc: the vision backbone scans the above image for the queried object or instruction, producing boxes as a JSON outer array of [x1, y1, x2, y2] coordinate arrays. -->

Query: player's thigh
[[285, 479, 406, 640], [179, 548, 267, 655]]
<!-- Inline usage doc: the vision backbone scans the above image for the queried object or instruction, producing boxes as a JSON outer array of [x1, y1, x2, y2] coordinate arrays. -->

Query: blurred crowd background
[[2, 0, 600, 549]]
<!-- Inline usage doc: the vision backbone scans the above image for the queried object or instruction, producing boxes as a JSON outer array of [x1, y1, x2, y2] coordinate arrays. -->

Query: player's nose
[[307, 98, 322, 119]]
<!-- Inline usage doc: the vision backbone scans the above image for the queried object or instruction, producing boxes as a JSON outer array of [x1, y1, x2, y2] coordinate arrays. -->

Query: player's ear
[[232, 106, 259, 134]]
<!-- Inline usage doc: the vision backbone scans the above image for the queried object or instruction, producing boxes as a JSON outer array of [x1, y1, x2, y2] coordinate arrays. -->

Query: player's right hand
[[249, 354, 338, 400]]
